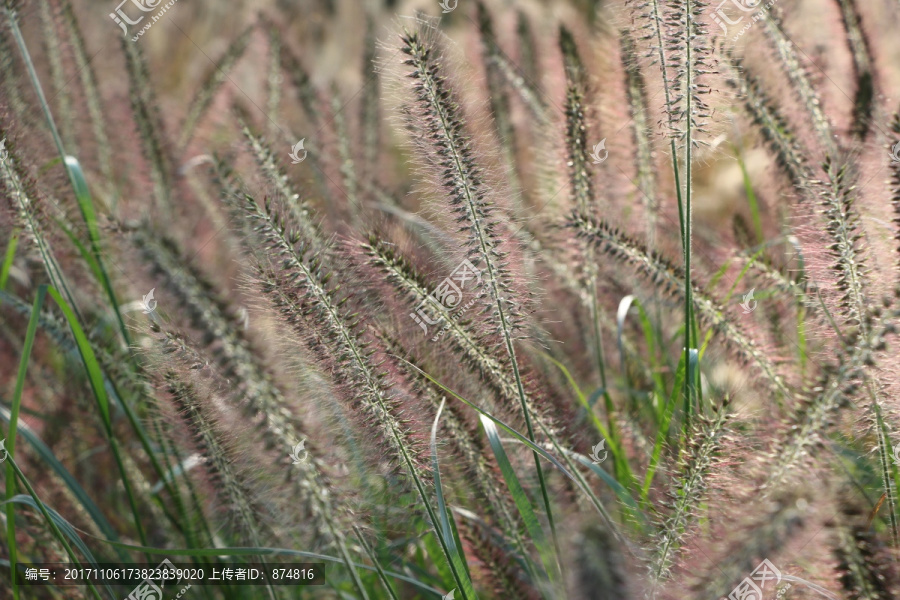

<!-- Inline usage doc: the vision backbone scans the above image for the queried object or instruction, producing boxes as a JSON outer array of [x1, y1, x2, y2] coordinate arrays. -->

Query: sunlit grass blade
[[642, 353, 686, 502], [538, 351, 639, 492]]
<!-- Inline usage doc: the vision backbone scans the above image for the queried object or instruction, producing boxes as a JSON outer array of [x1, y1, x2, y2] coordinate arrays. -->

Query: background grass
[[2, 0, 900, 598]]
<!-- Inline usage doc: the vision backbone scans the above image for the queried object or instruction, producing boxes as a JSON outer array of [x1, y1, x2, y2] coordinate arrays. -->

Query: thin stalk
[[402, 31, 561, 570], [354, 526, 398, 600], [644, 0, 692, 423]]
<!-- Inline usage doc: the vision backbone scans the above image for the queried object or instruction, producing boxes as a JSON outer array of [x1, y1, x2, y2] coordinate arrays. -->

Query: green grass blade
[[52, 216, 104, 289], [4, 284, 46, 600], [736, 150, 764, 244], [481, 416, 559, 594], [1, 468, 107, 599], [562, 450, 642, 514], [403, 357, 634, 544], [539, 350, 638, 493], [353, 526, 397, 600], [1, 288, 185, 521], [45, 286, 148, 550], [538, 353, 617, 451], [0, 230, 18, 292], [2, 494, 114, 599], [5, 8, 130, 347], [0, 402, 128, 562], [642, 353, 686, 501], [430, 399, 472, 585], [64, 156, 130, 346]]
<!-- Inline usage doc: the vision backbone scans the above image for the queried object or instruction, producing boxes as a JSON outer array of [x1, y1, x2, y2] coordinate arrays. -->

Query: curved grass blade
[[0, 403, 128, 562], [481, 416, 560, 595], [403, 358, 633, 549], [562, 450, 642, 514], [430, 399, 474, 588], [2, 476, 107, 599]]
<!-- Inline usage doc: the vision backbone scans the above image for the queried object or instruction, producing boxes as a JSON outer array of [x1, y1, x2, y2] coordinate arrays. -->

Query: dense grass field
[[3, 0, 900, 597]]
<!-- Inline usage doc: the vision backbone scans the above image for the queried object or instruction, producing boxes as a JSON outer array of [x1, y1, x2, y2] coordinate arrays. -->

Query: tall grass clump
[[2, 0, 900, 598]]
